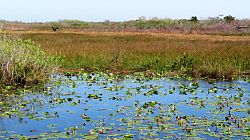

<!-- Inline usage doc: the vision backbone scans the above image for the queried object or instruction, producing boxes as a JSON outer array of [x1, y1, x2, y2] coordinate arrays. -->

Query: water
[[0, 73, 249, 139]]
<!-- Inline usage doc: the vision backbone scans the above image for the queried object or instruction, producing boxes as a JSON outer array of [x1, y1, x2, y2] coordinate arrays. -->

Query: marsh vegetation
[[1, 16, 249, 34], [20, 32, 250, 79], [0, 36, 58, 86], [0, 18, 250, 139]]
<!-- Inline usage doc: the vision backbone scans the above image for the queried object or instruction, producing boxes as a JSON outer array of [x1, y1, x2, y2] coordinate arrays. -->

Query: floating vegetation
[[0, 72, 249, 139]]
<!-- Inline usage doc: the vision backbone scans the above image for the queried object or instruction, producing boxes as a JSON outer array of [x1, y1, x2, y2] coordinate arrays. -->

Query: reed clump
[[0, 36, 58, 85]]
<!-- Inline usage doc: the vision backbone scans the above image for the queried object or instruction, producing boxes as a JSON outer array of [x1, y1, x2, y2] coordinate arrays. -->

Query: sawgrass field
[[17, 31, 250, 79]]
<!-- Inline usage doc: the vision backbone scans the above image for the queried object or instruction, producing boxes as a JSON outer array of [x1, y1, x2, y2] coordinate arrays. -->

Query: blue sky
[[0, 0, 249, 22]]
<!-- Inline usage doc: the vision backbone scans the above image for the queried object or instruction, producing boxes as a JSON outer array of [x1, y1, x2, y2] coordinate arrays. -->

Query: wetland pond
[[0, 73, 250, 139]]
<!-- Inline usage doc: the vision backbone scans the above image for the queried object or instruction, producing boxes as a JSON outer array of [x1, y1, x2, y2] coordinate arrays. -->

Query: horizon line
[[1, 15, 250, 23]]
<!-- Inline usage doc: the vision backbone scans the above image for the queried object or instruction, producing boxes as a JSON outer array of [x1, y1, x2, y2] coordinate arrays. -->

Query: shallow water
[[0, 73, 250, 139]]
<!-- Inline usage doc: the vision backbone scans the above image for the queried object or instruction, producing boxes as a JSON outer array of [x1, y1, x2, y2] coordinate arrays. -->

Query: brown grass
[[2, 31, 250, 79]]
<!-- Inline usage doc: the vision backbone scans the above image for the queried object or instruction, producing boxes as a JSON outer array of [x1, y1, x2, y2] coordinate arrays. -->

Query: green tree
[[190, 16, 198, 22], [223, 15, 235, 23]]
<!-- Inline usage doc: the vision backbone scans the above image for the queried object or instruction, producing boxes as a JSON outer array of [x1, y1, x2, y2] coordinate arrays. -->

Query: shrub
[[60, 20, 89, 27], [0, 36, 58, 85]]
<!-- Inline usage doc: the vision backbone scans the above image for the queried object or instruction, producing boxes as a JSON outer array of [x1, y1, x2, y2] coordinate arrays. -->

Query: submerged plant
[[0, 36, 58, 85]]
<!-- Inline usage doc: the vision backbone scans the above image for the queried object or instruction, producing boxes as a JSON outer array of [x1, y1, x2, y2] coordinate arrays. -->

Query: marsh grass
[[20, 32, 250, 79], [0, 36, 58, 85]]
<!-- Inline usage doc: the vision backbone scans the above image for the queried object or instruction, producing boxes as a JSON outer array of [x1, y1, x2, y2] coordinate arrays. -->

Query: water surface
[[0, 73, 249, 139]]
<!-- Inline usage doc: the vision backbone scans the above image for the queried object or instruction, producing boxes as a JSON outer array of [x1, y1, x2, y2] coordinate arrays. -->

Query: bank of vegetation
[[0, 36, 58, 86], [1, 15, 249, 35]]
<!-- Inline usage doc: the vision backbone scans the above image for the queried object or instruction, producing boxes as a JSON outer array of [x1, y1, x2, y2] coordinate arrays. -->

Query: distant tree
[[223, 15, 235, 23], [138, 16, 146, 21], [104, 19, 110, 23], [190, 16, 198, 22]]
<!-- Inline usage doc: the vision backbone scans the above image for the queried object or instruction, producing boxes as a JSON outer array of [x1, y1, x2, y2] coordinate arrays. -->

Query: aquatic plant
[[0, 36, 58, 85], [1, 73, 249, 139]]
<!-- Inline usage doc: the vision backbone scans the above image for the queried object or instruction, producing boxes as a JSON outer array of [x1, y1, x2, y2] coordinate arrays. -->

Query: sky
[[0, 0, 249, 22]]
